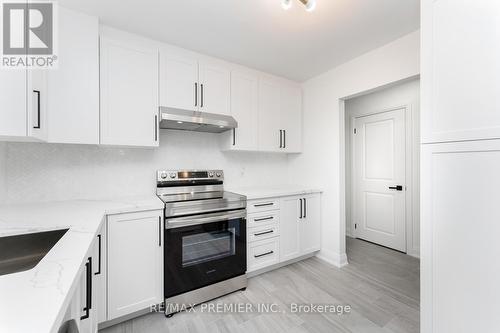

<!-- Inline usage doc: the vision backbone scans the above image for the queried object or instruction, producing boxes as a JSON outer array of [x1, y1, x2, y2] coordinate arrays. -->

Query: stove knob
[[169, 172, 176, 179], [216, 172, 222, 177], [160, 172, 167, 179], [208, 172, 214, 178]]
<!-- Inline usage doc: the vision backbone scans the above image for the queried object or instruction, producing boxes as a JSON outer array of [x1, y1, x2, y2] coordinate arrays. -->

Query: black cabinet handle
[[254, 216, 273, 222], [254, 203, 274, 208], [154, 115, 158, 141], [200, 84, 204, 108], [303, 198, 307, 218], [81, 257, 92, 320], [33, 90, 40, 129], [299, 198, 303, 219], [279, 130, 282, 148], [254, 251, 274, 258], [254, 230, 274, 237], [158, 216, 162, 247], [233, 129, 236, 146], [283, 130, 286, 149], [94, 235, 101, 275], [389, 185, 403, 191], [194, 83, 198, 107]]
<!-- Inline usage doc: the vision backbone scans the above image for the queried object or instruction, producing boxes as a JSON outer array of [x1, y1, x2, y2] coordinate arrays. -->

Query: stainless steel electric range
[[156, 169, 247, 317]]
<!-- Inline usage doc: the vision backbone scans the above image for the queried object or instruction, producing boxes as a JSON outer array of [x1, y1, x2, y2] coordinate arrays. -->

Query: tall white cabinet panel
[[223, 70, 259, 150], [159, 51, 198, 111], [100, 30, 159, 147], [94, 222, 107, 324], [421, 0, 500, 143], [258, 77, 282, 152], [47, 7, 99, 144], [299, 194, 321, 254], [198, 60, 231, 115], [421, 140, 500, 333], [107, 210, 163, 320], [0, 71, 27, 137], [280, 84, 302, 153], [279, 196, 301, 262]]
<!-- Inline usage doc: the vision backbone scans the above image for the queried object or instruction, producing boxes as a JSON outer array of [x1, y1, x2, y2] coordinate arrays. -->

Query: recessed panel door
[[354, 109, 406, 251]]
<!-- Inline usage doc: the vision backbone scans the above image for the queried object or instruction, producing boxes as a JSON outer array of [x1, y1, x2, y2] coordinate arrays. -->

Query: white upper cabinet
[[0, 7, 97, 144], [280, 84, 302, 153], [0, 69, 47, 141], [159, 49, 231, 116], [0, 70, 28, 138], [222, 70, 259, 151], [258, 76, 302, 153], [421, 0, 500, 143], [160, 51, 198, 111], [100, 28, 159, 147], [47, 7, 99, 144], [258, 77, 283, 152], [198, 60, 231, 115]]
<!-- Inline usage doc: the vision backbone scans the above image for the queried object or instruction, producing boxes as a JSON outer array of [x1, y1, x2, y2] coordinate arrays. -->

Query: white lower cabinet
[[107, 210, 163, 320], [94, 222, 107, 324], [62, 228, 100, 333], [247, 192, 321, 273], [248, 238, 280, 271]]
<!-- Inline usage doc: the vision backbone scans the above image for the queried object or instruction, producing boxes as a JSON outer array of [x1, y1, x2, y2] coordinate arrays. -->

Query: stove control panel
[[157, 170, 224, 183]]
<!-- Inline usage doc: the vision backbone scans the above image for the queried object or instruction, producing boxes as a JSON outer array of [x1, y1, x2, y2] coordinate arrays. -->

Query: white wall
[[2, 130, 289, 203], [289, 30, 420, 267], [345, 78, 420, 257]]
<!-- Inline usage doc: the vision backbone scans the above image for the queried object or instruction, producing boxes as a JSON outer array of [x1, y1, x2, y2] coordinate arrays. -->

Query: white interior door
[[353, 108, 406, 251]]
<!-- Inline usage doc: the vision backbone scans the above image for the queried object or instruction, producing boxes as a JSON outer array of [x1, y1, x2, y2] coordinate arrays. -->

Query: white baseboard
[[315, 249, 348, 268], [407, 248, 420, 259], [247, 252, 317, 278]]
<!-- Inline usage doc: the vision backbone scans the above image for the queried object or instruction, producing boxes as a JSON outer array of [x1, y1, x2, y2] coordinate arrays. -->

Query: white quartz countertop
[[0, 196, 164, 333], [227, 186, 322, 200]]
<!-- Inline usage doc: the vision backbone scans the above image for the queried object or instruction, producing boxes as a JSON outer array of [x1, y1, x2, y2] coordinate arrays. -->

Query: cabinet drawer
[[247, 211, 279, 228], [248, 238, 279, 272], [248, 224, 280, 243], [247, 198, 280, 214]]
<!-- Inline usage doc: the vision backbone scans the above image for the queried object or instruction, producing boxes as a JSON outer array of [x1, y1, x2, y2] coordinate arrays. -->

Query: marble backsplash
[[0, 130, 291, 204]]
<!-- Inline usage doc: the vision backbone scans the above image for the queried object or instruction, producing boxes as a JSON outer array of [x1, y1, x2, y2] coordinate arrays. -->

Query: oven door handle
[[165, 210, 247, 229]]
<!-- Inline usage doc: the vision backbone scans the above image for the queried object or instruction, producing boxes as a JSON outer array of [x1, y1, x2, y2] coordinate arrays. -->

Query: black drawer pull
[[254, 230, 274, 237], [94, 235, 101, 275], [254, 216, 273, 222], [81, 257, 92, 320], [254, 250, 274, 258], [254, 203, 274, 208]]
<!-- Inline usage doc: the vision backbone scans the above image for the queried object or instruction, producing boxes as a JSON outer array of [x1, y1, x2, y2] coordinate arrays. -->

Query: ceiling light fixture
[[282, 0, 316, 12], [281, 0, 292, 10]]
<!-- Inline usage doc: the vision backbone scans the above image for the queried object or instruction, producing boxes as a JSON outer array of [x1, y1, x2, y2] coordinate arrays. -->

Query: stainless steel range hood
[[159, 107, 237, 133]]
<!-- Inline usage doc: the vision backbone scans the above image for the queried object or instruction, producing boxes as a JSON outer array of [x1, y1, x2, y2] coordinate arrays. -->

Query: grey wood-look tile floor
[[100, 237, 420, 333]]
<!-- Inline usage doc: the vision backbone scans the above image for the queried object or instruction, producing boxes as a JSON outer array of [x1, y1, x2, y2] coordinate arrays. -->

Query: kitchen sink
[[0, 229, 69, 276]]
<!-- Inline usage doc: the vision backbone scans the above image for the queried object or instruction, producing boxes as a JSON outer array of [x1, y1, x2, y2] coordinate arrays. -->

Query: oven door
[[164, 209, 247, 298]]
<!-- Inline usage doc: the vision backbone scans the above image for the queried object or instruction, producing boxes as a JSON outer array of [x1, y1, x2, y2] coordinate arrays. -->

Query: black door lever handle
[[389, 185, 403, 191]]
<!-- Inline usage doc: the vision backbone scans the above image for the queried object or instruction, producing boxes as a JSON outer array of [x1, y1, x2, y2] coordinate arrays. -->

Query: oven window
[[182, 228, 236, 267]]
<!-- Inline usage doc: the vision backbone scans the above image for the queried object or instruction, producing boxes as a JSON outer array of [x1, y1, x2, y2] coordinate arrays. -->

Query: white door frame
[[348, 104, 416, 254]]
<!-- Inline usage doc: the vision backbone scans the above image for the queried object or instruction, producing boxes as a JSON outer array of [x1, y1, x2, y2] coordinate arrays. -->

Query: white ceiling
[[58, 0, 420, 82]]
